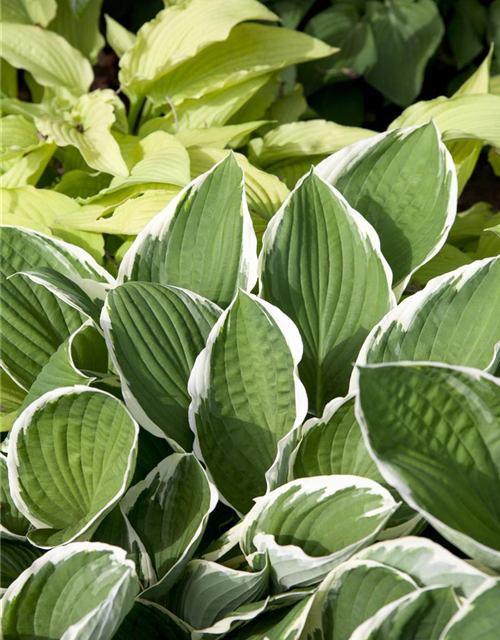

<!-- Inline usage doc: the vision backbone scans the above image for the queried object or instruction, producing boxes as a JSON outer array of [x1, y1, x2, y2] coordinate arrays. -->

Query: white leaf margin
[[116, 153, 258, 295], [0, 542, 139, 640], [187, 290, 308, 516], [355, 361, 500, 571], [101, 283, 222, 452], [350, 256, 500, 391], [7, 385, 139, 548], [258, 168, 396, 300], [314, 123, 458, 288], [120, 453, 218, 600], [239, 475, 400, 590]]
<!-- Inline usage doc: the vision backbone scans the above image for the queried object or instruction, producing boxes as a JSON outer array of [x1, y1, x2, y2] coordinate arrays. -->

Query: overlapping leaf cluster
[[2, 117, 500, 638], [2, 1, 500, 639]]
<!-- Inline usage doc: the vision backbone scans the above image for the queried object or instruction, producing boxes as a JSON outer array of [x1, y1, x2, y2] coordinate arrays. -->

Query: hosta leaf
[[290, 395, 383, 483], [349, 586, 459, 640], [302, 559, 417, 640], [224, 595, 314, 640], [364, 0, 444, 106], [17, 267, 112, 326], [36, 91, 129, 178], [354, 537, 493, 598], [0, 539, 43, 588], [49, 0, 105, 64], [166, 559, 269, 631], [102, 282, 221, 451], [259, 171, 394, 413], [0, 115, 41, 164], [115, 600, 190, 640], [19, 322, 107, 412], [189, 290, 307, 514], [355, 257, 500, 380], [412, 244, 472, 286], [1, 0, 57, 26], [176, 122, 267, 150], [0, 542, 140, 639], [119, 154, 258, 308], [0, 23, 93, 96], [151, 74, 274, 133], [119, 0, 278, 98], [441, 579, 500, 640], [61, 189, 180, 236], [8, 386, 139, 548], [0, 453, 31, 540], [357, 362, 500, 570], [105, 14, 136, 59], [0, 368, 26, 433], [249, 120, 376, 172], [1, 188, 104, 263], [0, 142, 56, 189], [315, 123, 457, 287], [240, 476, 398, 590], [146, 23, 334, 105], [389, 94, 500, 148], [121, 453, 218, 601], [0, 225, 111, 390], [188, 147, 290, 224]]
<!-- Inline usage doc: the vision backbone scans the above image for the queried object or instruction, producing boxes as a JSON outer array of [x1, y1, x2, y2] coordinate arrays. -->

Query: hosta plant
[[1, 125, 500, 639]]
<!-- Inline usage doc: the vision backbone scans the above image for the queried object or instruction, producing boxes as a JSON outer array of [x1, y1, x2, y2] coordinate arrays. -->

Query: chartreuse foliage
[[1, 10, 500, 632]]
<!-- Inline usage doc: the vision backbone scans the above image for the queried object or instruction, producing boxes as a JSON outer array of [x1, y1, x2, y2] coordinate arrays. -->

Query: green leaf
[[1, 185, 104, 261], [145, 23, 334, 106], [365, 0, 444, 106], [0, 539, 43, 588], [188, 147, 290, 225], [0, 23, 93, 96], [249, 120, 376, 172], [448, 0, 488, 69], [166, 559, 269, 631], [0, 115, 42, 164], [349, 586, 459, 640], [354, 537, 493, 598], [389, 94, 500, 148], [0, 368, 27, 433], [119, 0, 278, 99], [356, 257, 500, 377], [0, 542, 140, 639], [290, 395, 383, 484], [60, 190, 179, 236], [316, 123, 458, 287], [17, 267, 112, 326], [102, 282, 221, 451], [36, 91, 129, 177], [0, 453, 31, 539], [357, 362, 500, 570], [115, 600, 190, 640], [49, 0, 105, 64], [19, 322, 107, 412], [412, 244, 472, 286], [259, 171, 394, 413], [121, 453, 218, 601], [119, 154, 258, 308], [302, 559, 417, 640], [441, 580, 500, 640], [105, 14, 136, 59], [0, 142, 56, 188], [0, 225, 111, 390], [176, 122, 268, 150], [1, 0, 57, 25], [8, 386, 139, 548], [304, 5, 376, 85], [189, 290, 307, 514], [240, 476, 398, 590]]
